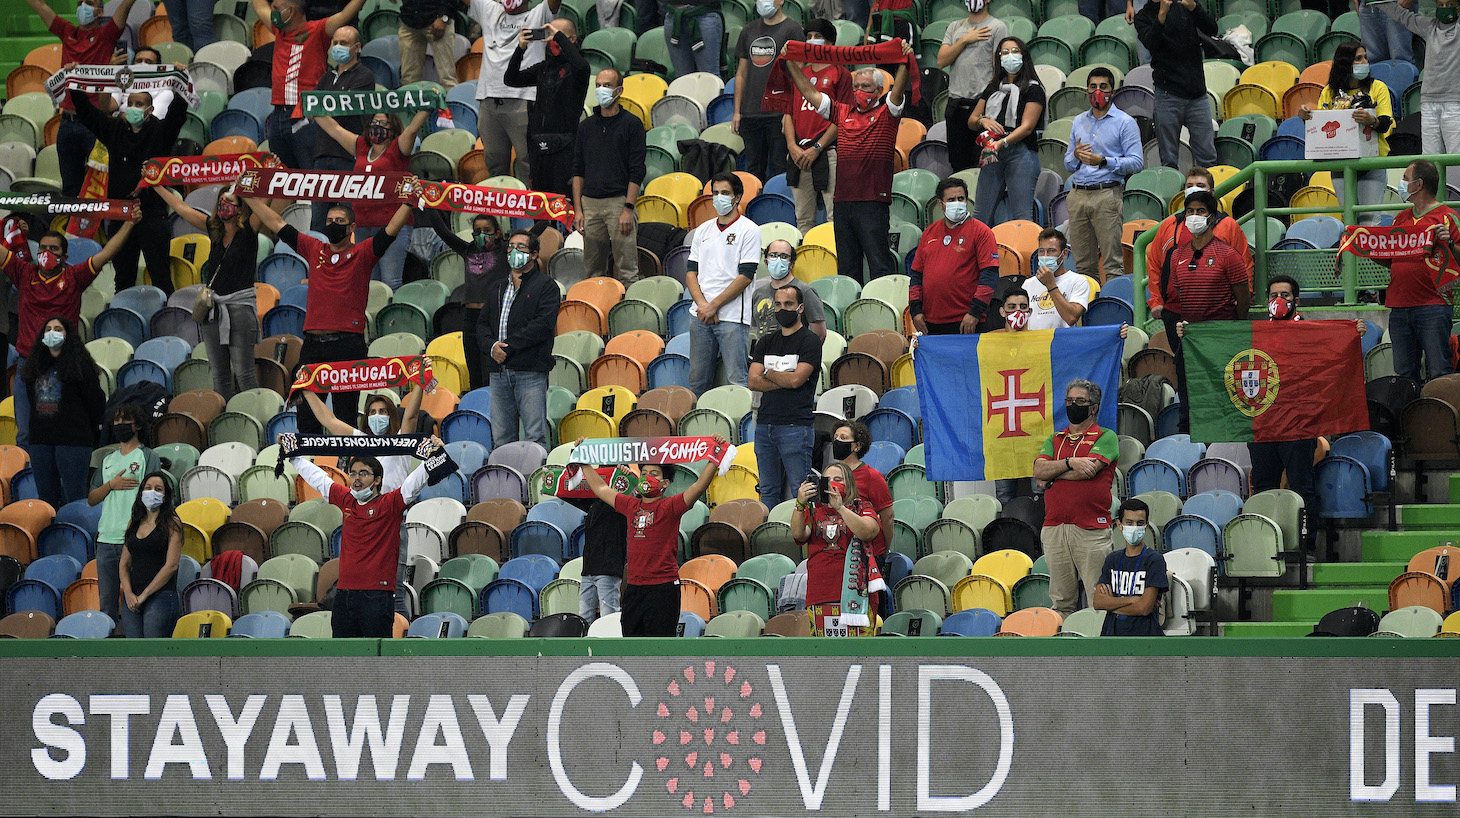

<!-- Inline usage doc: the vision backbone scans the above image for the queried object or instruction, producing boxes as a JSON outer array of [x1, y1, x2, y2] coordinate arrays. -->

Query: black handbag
[[1198, 30, 1241, 61]]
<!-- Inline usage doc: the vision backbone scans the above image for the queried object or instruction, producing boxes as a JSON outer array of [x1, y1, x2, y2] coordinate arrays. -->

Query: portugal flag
[[1184, 321, 1367, 443]]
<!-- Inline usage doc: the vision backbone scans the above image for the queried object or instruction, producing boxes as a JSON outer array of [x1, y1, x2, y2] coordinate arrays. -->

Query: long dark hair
[[205, 185, 252, 249], [126, 471, 182, 541], [1328, 41, 1373, 97], [983, 37, 1038, 96], [20, 315, 96, 384]]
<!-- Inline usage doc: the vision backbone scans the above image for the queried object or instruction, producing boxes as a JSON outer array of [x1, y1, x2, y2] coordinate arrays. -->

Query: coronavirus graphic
[[653, 661, 765, 814]]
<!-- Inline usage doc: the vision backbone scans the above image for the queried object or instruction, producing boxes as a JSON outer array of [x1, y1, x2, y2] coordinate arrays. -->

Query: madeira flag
[[1184, 321, 1367, 443], [914, 327, 1123, 481]]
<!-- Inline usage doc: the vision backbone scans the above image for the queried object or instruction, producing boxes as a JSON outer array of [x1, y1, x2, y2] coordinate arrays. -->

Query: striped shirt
[[1167, 237, 1248, 321], [817, 96, 905, 203], [499, 277, 519, 339]]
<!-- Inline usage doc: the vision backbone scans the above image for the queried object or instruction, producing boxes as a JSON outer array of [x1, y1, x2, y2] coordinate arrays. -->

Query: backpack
[[102, 381, 171, 447], [636, 222, 688, 268], [1118, 373, 1169, 424]]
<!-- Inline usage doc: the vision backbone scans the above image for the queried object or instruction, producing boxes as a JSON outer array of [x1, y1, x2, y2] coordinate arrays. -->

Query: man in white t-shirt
[[470, 0, 563, 180], [687, 171, 761, 396], [1023, 227, 1090, 330]]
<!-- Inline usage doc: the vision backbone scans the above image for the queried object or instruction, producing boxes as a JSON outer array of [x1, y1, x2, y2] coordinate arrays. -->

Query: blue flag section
[[913, 327, 1124, 481]]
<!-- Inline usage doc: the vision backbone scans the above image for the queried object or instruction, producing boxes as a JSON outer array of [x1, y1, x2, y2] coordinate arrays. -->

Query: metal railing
[[1131, 155, 1460, 327]]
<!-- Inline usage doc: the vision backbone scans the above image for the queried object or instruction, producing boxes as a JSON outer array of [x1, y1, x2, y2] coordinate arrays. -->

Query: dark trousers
[[622, 580, 680, 636], [463, 306, 485, 391], [527, 141, 576, 198], [739, 116, 788, 183], [1249, 438, 1317, 546], [297, 332, 370, 434], [1163, 308, 1188, 434], [110, 207, 174, 294], [332, 588, 396, 637], [57, 117, 95, 198], [926, 321, 963, 335], [833, 200, 894, 284], [945, 97, 980, 172]]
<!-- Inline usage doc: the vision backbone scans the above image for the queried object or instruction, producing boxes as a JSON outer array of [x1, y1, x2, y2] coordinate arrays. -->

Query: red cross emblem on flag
[[985, 369, 1046, 438]]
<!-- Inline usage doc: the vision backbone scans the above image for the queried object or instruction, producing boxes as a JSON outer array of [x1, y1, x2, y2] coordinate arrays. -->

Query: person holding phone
[[792, 461, 883, 636]]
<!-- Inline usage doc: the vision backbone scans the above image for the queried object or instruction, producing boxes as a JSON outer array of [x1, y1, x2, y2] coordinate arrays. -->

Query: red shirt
[[1037, 424, 1119, 529], [1, 254, 100, 352], [291, 231, 382, 334], [791, 65, 852, 143], [851, 462, 892, 558], [615, 492, 690, 585], [271, 18, 330, 114], [803, 500, 881, 606], [909, 217, 999, 324], [50, 18, 121, 112], [327, 482, 408, 590], [1388, 204, 1460, 308], [1166, 237, 1248, 321], [353, 137, 411, 227], [827, 99, 900, 203]]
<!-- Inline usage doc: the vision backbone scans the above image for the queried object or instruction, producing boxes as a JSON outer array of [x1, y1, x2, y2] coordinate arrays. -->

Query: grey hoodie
[[1381, 2, 1460, 103]]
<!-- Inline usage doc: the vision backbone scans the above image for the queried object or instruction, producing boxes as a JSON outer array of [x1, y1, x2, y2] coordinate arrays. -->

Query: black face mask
[[323, 222, 351, 244], [112, 423, 135, 441], [775, 308, 800, 328], [1065, 403, 1092, 424], [831, 439, 855, 461]]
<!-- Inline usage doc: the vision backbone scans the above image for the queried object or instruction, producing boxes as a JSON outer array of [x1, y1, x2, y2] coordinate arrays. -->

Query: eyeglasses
[[348, 470, 376, 479], [1066, 399, 1094, 407], [766, 252, 792, 261], [998, 48, 1020, 55], [508, 244, 532, 252]]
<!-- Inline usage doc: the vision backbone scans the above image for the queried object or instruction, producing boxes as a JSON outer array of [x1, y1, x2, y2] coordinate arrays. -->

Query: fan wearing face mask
[[938, 0, 1008, 172], [793, 461, 884, 636], [1380, 0, 1460, 157], [88, 403, 162, 634], [69, 81, 189, 295], [968, 36, 1044, 222], [1132, 0, 1219, 170], [20, 316, 106, 508], [1, 219, 136, 449], [782, 20, 852, 234], [732, 0, 803, 182], [1382, 159, 1460, 383], [573, 436, 727, 637], [829, 420, 894, 566], [686, 172, 762, 395], [1023, 227, 1089, 330], [298, 365, 428, 492], [1144, 167, 1251, 323], [504, 19, 589, 204], [1063, 66, 1144, 283], [573, 69, 647, 285], [1298, 42, 1396, 227], [909, 177, 999, 335], [118, 472, 184, 638], [751, 241, 827, 341], [1093, 498, 1167, 636], [989, 290, 1035, 505], [749, 284, 822, 507], [307, 26, 374, 231], [423, 212, 507, 391]]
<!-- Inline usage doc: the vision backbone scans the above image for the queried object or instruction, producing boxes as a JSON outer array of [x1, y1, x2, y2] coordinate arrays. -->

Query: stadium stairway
[[1223, 496, 1460, 636]]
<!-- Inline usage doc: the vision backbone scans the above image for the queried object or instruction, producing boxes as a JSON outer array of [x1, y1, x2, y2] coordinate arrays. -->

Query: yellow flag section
[[914, 327, 1123, 481]]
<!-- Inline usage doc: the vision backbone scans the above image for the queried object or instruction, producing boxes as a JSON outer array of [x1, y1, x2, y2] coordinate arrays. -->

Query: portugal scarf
[[417, 180, 574, 227], [1338, 222, 1460, 293], [0, 190, 136, 220], [276, 433, 458, 485], [290, 356, 434, 396], [761, 39, 921, 115], [47, 64, 200, 107], [137, 152, 280, 190], [233, 167, 419, 204], [538, 464, 641, 499], [302, 88, 447, 119]]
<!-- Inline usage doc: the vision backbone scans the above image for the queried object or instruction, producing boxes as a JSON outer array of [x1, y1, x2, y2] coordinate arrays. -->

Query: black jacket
[[572, 106, 647, 198], [1134, 0, 1218, 100], [71, 88, 187, 214], [504, 32, 591, 143], [476, 264, 562, 373]]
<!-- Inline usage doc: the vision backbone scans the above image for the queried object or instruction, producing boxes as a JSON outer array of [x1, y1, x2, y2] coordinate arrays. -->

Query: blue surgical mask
[[1121, 524, 1146, 546], [330, 44, 352, 65], [76, 2, 95, 24], [595, 86, 617, 108], [141, 490, 164, 510], [508, 248, 530, 269], [943, 200, 968, 223], [1000, 53, 1023, 74], [712, 193, 734, 217], [1351, 63, 1370, 80], [767, 257, 791, 278], [1037, 255, 1059, 271], [756, 0, 776, 16], [351, 486, 375, 503], [367, 413, 390, 435], [42, 330, 65, 349]]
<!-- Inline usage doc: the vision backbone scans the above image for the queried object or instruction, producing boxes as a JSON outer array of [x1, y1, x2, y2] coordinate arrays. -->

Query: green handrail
[[1131, 155, 1460, 328]]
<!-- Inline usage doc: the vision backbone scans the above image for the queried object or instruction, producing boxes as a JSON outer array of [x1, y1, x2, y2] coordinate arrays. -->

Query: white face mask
[[1400, 178, 1418, 202], [756, 0, 776, 16], [1121, 524, 1146, 546], [712, 193, 735, 217], [1037, 254, 1059, 271], [367, 413, 390, 435], [351, 486, 375, 503], [1184, 185, 1208, 199], [999, 53, 1023, 74], [1184, 214, 1209, 235], [42, 330, 65, 349], [943, 200, 968, 223], [141, 490, 164, 510], [806, 37, 825, 45], [595, 86, 617, 108]]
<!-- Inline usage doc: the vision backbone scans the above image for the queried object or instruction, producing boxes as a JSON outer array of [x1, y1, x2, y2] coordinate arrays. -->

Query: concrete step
[[1222, 621, 1317, 637], [1400, 504, 1460, 530], [1311, 562, 1407, 587], [1271, 586, 1388, 621], [1360, 530, 1460, 562]]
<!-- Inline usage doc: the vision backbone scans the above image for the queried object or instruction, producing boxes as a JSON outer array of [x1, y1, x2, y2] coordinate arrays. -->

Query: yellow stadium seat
[[173, 610, 232, 638], [793, 246, 838, 282], [1289, 186, 1340, 221], [634, 193, 683, 228], [1240, 60, 1301, 96], [1222, 84, 1279, 121], [708, 465, 760, 507], [426, 333, 469, 394], [891, 353, 916, 388], [577, 385, 637, 424], [645, 172, 704, 211], [951, 574, 1014, 616], [972, 550, 1034, 590], [802, 222, 837, 252]]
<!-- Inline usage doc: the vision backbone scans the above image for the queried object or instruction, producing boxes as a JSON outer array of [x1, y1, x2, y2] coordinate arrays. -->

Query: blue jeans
[[1153, 87, 1217, 170], [333, 588, 396, 637], [357, 224, 413, 291], [310, 154, 355, 232], [1079, 0, 1124, 24], [11, 362, 27, 447], [490, 369, 550, 451], [30, 444, 91, 508], [664, 10, 723, 78], [96, 540, 123, 626], [688, 318, 750, 396], [267, 107, 319, 171], [754, 423, 815, 507], [161, 0, 213, 51], [1359, 4, 1413, 64], [579, 574, 622, 622], [972, 143, 1040, 225], [119, 588, 181, 638], [1334, 168, 1387, 227], [1389, 304, 1454, 383], [56, 117, 94, 197], [833, 200, 894, 284]]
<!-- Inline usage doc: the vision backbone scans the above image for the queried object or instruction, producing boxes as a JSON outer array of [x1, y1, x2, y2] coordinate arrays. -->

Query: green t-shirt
[[98, 446, 151, 544]]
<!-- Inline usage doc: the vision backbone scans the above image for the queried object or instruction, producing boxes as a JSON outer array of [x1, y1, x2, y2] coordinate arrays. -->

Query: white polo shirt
[[1023, 271, 1091, 330], [689, 214, 761, 325], [470, 0, 553, 100]]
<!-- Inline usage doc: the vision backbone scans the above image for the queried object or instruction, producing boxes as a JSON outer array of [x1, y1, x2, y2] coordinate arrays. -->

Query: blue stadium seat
[[266, 410, 298, 442], [417, 471, 469, 503], [1285, 215, 1343, 249], [667, 299, 693, 337], [263, 305, 306, 337], [36, 523, 91, 563], [745, 194, 796, 226], [648, 353, 691, 390], [939, 607, 1001, 636], [1163, 514, 1222, 566], [526, 498, 586, 536], [479, 579, 537, 619], [862, 440, 906, 475], [1181, 491, 1244, 528], [229, 610, 290, 637], [1100, 275, 1135, 307], [259, 254, 308, 291], [445, 441, 489, 476], [678, 610, 706, 637], [7, 579, 63, 619], [208, 108, 264, 142], [1083, 296, 1133, 327], [93, 307, 148, 348], [408, 611, 469, 637], [498, 554, 558, 593], [53, 610, 114, 638], [54, 499, 102, 543], [509, 520, 568, 561], [442, 409, 493, 447], [861, 407, 919, 452]]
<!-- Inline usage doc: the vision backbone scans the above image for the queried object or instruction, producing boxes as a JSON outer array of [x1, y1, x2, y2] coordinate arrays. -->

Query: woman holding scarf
[[157, 185, 264, 398], [969, 36, 1045, 225], [792, 461, 884, 636], [313, 108, 430, 289]]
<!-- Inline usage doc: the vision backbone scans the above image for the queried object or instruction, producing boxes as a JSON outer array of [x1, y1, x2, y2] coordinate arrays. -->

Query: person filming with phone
[[792, 461, 884, 636]]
